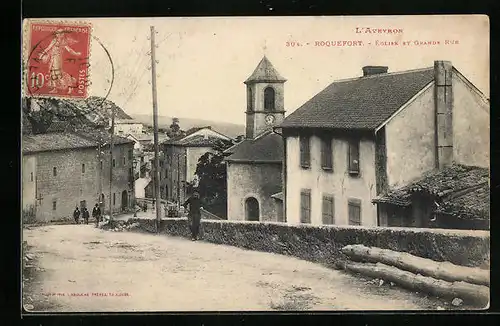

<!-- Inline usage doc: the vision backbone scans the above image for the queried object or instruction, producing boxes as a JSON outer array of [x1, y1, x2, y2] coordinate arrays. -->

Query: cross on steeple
[[263, 39, 267, 55]]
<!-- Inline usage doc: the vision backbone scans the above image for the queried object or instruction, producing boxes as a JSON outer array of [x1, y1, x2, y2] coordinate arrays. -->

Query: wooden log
[[342, 244, 489, 286], [344, 261, 489, 306]]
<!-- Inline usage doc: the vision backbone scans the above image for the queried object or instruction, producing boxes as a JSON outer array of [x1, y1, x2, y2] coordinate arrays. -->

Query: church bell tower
[[244, 56, 286, 139]]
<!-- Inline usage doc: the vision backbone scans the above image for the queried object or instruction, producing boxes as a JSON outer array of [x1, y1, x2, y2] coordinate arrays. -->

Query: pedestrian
[[83, 207, 90, 224], [92, 203, 101, 227], [73, 206, 80, 224], [182, 190, 202, 241]]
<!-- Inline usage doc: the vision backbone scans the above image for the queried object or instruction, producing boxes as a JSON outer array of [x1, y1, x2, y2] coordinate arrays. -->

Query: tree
[[167, 117, 184, 138], [195, 138, 234, 218]]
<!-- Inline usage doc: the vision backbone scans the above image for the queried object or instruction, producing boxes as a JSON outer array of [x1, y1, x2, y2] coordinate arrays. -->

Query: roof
[[225, 130, 283, 163], [23, 132, 99, 153], [115, 119, 141, 124], [129, 133, 153, 142], [23, 130, 133, 154], [372, 164, 490, 220], [244, 56, 286, 84], [170, 135, 226, 147], [164, 126, 230, 147], [271, 192, 283, 201], [168, 126, 211, 142], [280, 67, 435, 130]]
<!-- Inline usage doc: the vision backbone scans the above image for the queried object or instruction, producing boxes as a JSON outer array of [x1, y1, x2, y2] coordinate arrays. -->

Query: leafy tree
[[167, 117, 185, 138], [194, 138, 234, 218]]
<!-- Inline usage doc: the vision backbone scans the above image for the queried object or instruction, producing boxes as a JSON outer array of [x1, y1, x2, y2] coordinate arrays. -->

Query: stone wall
[[119, 218, 490, 268]]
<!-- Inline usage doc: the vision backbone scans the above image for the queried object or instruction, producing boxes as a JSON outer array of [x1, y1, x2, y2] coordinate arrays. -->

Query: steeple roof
[[244, 56, 286, 84]]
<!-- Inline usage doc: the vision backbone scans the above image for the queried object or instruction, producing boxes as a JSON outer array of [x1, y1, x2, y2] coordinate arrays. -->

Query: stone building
[[161, 126, 232, 205], [225, 56, 286, 222], [112, 118, 144, 135], [279, 61, 489, 227], [372, 164, 489, 230], [22, 130, 135, 222]]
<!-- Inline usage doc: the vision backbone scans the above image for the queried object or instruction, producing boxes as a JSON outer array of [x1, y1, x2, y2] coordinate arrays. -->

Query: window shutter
[[349, 140, 360, 173], [321, 137, 332, 170], [300, 136, 310, 168], [348, 199, 361, 225]]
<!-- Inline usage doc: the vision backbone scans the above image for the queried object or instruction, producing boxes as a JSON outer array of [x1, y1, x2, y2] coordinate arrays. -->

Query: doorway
[[121, 190, 128, 210], [245, 197, 260, 221]]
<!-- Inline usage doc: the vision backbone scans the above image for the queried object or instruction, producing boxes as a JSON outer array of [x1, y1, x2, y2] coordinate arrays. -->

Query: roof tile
[[280, 67, 435, 130], [225, 130, 283, 162], [244, 56, 286, 84]]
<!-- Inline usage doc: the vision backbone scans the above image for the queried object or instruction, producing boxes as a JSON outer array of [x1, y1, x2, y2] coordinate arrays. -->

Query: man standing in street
[[83, 207, 90, 224], [182, 190, 202, 241], [92, 203, 101, 227], [73, 206, 80, 224]]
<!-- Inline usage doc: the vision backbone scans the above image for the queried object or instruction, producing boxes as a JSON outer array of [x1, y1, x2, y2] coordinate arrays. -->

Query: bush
[[22, 206, 36, 225]]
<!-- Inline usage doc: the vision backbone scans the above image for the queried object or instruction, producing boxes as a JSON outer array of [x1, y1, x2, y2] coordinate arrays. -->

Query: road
[[23, 224, 449, 312]]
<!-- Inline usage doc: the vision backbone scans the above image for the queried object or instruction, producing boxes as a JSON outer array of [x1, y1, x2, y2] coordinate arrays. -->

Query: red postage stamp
[[25, 21, 92, 99]]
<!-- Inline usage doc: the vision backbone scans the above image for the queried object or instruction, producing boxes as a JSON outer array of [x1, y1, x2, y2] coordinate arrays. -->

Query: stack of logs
[[341, 244, 489, 307]]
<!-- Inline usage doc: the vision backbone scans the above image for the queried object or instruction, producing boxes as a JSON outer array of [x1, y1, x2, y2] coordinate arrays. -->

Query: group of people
[[70, 192, 203, 240], [73, 203, 102, 227]]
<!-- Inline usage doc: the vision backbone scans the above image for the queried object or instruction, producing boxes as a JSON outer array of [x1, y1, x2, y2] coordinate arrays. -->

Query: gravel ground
[[22, 224, 458, 312]]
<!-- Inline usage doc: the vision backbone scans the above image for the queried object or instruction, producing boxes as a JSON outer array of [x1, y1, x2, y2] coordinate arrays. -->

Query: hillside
[[22, 96, 132, 134], [130, 114, 245, 139]]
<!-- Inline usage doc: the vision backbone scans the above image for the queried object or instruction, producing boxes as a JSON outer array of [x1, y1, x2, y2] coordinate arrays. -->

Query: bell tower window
[[247, 87, 253, 111], [264, 87, 275, 111]]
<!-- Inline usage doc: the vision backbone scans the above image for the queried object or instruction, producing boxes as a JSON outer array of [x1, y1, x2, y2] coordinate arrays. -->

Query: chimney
[[362, 66, 388, 76], [434, 60, 454, 168]]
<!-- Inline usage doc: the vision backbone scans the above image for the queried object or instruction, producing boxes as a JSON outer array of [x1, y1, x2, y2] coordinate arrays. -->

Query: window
[[348, 139, 360, 174], [52, 200, 57, 211], [322, 195, 335, 224], [123, 157, 126, 165], [53, 167, 57, 176], [82, 163, 85, 173], [113, 193, 116, 206], [30, 172, 33, 182], [348, 199, 362, 225], [247, 87, 253, 111], [300, 189, 311, 223], [112, 159, 116, 168], [299, 136, 310, 168], [321, 137, 333, 170], [264, 87, 275, 111], [100, 161, 103, 170], [128, 149, 133, 160], [141, 156, 145, 163]]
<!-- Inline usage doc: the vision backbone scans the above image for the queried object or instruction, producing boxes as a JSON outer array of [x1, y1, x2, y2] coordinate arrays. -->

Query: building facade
[[225, 56, 286, 222], [113, 119, 144, 135], [280, 61, 489, 227], [161, 126, 232, 205], [22, 131, 135, 222]]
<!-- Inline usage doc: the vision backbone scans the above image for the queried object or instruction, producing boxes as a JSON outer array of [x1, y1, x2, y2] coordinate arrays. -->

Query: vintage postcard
[[21, 15, 490, 313]]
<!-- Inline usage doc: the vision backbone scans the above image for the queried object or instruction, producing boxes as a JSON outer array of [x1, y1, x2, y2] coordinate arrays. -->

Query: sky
[[25, 15, 489, 125]]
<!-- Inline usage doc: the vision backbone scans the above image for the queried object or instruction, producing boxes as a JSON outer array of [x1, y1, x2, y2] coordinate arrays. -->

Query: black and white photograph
[[21, 15, 490, 312]]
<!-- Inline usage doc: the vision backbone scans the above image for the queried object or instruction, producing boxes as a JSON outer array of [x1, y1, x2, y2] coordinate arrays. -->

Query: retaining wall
[[116, 218, 490, 268]]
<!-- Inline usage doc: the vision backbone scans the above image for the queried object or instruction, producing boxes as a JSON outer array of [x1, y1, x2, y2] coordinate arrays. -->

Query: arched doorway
[[121, 190, 128, 210], [245, 197, 260, 221]]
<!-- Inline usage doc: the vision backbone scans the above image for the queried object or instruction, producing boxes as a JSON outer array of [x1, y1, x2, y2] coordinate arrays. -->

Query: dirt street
[[23, 224, 449, 312]]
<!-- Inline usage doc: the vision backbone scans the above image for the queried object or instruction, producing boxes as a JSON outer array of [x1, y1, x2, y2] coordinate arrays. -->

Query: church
[[224, 56, 286, 222]]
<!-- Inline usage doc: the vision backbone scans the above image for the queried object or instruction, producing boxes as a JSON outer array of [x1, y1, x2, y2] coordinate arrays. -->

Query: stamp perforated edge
[[22, 19, 94, 100]]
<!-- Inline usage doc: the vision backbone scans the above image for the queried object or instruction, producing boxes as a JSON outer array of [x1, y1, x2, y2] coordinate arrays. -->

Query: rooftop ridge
[[328, 66, 434, 85]]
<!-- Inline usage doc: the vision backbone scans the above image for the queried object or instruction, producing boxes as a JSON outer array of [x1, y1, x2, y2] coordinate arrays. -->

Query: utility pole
[[109, 105, 115, 221], [150, 26, 162, 233]]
